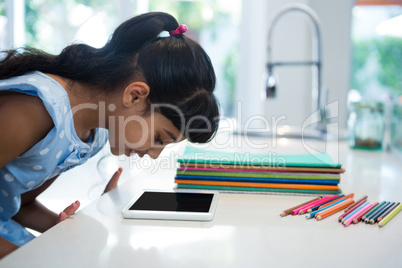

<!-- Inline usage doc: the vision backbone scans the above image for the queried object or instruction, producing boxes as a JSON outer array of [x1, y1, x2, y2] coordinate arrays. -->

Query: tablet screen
[[129, 192, 214, 213]]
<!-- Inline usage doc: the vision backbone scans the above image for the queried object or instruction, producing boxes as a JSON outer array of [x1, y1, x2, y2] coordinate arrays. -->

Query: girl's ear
[[122, 82, 150, 108]]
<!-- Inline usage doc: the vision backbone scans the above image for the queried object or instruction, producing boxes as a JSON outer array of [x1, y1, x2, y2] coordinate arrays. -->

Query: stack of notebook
[[175, 147, 344, 195]]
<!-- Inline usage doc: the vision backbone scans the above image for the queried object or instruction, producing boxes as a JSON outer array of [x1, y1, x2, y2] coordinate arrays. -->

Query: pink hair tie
[[170, 24, 187, 36]]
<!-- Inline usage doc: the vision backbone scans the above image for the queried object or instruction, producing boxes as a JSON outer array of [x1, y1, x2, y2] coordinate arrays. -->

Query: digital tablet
[[121, 189, 219, 221]]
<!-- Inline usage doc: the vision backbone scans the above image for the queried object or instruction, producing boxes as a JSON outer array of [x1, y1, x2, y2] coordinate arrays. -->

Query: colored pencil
[[353, 202, 378, 224], [342, 201, 369, 223], [307, 195, 343, 213], [318, 193, 353, 210], [344, 202, 372, 227], [298, 195, 339, 215], [292, 198, 324, 215], [379, 203, 402, 227], [344, 195, 368, 212], [305, 199, 345, 219], [362, 201, 385, 222], [280, 197, 320, 216], [315, 199, 355, 220], [369, 202, 392, 224], [338, 198, 367, 222], [365, 201, 387, 223], [377, 202, 400, 223]]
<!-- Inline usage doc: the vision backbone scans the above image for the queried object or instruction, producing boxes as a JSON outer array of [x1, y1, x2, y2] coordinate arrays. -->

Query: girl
[[0, 12, 219, 257]]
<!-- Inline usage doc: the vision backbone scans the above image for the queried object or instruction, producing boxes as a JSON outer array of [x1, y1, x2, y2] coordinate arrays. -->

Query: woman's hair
[[0, 12, 219, 143]]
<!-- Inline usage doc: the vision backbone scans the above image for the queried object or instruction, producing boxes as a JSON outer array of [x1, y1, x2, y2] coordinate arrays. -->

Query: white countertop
[[1, 135, 402, 268]]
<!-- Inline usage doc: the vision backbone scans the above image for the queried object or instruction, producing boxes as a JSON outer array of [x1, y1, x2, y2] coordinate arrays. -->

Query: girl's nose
[[146, 147, 163, 159]]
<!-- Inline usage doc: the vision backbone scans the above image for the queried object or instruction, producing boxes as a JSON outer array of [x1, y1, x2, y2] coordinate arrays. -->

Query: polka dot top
[[0, 71, 108, 246]]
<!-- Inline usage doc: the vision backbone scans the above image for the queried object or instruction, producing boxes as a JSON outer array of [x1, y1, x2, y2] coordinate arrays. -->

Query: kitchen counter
[[1, 135, 402, 268]]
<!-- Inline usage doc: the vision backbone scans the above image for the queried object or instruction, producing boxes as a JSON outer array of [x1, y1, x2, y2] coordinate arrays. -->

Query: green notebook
[[178, 147, 342, 168]]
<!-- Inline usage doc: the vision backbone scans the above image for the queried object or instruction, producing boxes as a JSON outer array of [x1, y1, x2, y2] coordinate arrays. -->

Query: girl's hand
[[55, 167, 122, 224], [103, 167, 122, 195], [57, 200, 80, 223]]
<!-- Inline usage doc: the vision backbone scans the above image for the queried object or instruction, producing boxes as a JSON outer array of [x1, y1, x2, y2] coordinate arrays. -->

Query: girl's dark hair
[[0, 12, 219, 143]]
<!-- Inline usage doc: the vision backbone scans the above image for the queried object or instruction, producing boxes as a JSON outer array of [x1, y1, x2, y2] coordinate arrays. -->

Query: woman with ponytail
[[0, 12, 219, 257]]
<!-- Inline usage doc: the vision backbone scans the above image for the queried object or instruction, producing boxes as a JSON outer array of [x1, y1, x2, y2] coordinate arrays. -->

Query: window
[[0, 1, 6, 49], [25, 0, 119, 53], [351, 1, 402, 102]]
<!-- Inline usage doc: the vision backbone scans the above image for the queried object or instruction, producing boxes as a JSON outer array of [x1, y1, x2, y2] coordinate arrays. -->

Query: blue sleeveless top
[[0, 71, 108, 246]]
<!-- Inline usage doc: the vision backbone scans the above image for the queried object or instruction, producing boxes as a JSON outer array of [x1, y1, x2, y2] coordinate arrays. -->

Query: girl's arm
[[0, 92, 54, 169], [11, 177, 59, 232], [0, 236, 19, 258], [0, 191, 79, 260], [12, 168, 122, 233], [11, 176, 80, 233]]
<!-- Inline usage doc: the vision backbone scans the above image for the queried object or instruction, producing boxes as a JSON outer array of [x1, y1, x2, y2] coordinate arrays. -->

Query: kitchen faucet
[[266, 3, 327, 134]]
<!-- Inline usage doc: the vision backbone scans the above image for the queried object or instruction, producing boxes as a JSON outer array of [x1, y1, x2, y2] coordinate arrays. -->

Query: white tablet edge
[[121, 189, 219, 221]]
